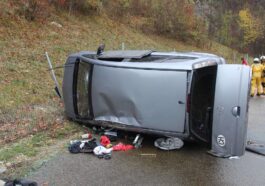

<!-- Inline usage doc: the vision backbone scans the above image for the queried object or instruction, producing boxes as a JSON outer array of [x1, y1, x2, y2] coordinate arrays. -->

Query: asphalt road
[[27, 97, 265, 186]]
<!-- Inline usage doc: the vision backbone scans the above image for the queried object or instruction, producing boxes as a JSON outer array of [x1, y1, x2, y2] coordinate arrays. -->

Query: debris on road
[[112, 143, 134, 151], [100, 136, 111, 147], [68, 138, 98, 154], [81, 133, 92, 139], [133, 134, 144, 149], [68, 131, 136, 160], [93, 146, 112, 160]]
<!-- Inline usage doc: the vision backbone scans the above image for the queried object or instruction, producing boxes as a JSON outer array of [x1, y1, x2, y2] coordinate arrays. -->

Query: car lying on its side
[[61, 50, 251, 158]]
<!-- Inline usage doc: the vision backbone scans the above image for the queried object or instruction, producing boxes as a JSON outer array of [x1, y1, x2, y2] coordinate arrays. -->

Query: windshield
[[76, 61, 91, 118]]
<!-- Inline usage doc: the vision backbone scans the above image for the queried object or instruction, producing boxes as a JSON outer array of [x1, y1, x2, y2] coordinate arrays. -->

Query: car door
[[92, 65, 187, 133], [210, 64, 251, 157]]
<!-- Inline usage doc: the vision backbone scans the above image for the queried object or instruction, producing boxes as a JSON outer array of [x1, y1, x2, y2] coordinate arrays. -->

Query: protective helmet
[[253, 58, 260, 63], [260, 56, 265, 62]]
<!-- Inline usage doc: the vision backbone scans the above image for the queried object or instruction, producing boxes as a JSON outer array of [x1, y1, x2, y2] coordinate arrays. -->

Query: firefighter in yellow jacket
[[251, 58, 264, 97], [260, 56, 265, 94]]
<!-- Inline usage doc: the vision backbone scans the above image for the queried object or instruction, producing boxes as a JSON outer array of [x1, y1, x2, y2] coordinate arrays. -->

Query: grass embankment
[[0, 5, 242, 177]]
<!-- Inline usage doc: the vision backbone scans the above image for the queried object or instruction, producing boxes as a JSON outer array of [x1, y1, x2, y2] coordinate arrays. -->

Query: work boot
[[257, 93, 261, 96], [250, 95, 254, 97]]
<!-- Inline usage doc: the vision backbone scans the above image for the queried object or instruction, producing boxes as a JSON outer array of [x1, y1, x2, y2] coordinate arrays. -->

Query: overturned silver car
[[62, 50, 251, 157]]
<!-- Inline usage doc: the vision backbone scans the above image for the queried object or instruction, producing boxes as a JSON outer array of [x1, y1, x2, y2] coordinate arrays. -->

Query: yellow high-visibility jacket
[[251, 63, 264, 78]]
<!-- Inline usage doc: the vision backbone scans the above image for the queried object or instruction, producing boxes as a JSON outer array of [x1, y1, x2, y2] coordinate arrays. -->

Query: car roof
[[69, 50, 225, 70]]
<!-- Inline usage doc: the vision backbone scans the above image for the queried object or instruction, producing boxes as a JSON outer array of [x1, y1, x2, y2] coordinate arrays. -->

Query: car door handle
[[178, 101, 185, 104], [232, 106, 240, 117]]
